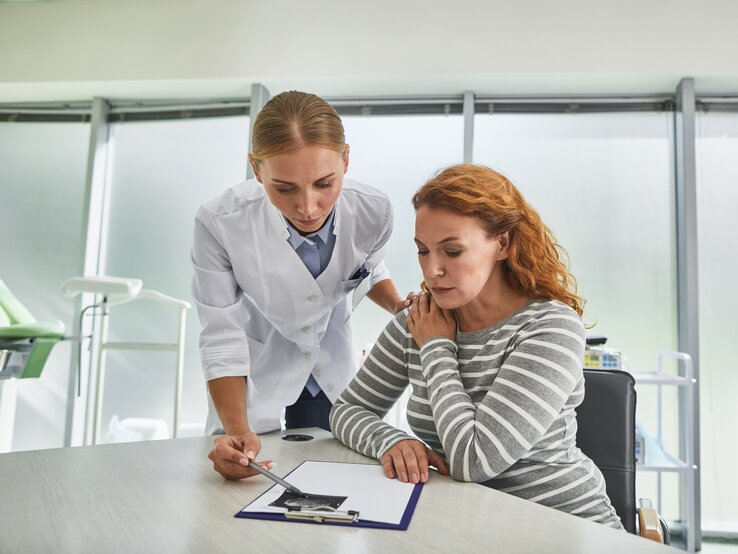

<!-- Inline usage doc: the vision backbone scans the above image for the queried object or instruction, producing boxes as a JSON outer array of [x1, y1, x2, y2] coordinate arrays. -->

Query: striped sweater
[[330, 299, 623, 528]]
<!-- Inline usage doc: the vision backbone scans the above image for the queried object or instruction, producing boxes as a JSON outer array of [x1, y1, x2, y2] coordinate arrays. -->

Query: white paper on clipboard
[[240, 461, 417, 525]]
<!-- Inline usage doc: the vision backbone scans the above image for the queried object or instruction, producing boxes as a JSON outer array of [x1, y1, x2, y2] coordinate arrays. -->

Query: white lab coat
[[191, 178, 392, 434]]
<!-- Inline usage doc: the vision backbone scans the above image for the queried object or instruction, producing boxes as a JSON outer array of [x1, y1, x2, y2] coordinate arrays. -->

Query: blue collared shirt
[[284, 209, 337, 279]]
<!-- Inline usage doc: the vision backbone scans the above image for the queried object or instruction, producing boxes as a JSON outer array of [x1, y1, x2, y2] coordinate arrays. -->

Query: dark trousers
[[284, 387, 333, 431]]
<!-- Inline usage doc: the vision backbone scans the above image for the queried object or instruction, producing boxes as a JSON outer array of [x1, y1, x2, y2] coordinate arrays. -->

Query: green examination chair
[[0, 278, 65, 452], [0, 278, 65, 380]]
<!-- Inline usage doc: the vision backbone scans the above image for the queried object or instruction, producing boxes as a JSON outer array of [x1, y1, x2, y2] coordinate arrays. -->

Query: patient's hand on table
[[381, 439, 449, 484], [208, 432, 273, 480]]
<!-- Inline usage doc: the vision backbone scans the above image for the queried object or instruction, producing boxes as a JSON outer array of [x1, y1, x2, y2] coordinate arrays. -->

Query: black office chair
[[575, 369, 668, 544]]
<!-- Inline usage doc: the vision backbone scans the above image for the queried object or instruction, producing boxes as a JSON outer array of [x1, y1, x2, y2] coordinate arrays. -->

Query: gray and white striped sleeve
[[329, 313, 413, 460], [420, 312, 585, 482]]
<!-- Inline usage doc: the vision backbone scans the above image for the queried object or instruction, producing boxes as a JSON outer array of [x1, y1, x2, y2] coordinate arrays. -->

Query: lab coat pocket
[[352, 276, 372, 310], [340, 277, 363, 293], [343, 261, 371, 289], [340, 276, 372, 311]]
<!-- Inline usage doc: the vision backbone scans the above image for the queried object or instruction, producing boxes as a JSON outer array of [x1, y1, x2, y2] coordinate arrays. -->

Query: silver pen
[[248, 461, 305, 497]]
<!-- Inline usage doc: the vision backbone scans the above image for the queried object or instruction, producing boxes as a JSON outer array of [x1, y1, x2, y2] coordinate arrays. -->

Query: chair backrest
[[575, 369, 637, 534]]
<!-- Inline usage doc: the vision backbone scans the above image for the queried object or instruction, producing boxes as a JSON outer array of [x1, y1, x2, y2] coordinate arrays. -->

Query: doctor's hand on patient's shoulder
[[393, 291, 420, 314], [381, 439, 449, 484], [208, 432, 272, 480], [406, 292, 456, 347]]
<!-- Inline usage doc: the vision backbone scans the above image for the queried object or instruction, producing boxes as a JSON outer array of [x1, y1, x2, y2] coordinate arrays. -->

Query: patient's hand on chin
[[406, 292, 457, 347]]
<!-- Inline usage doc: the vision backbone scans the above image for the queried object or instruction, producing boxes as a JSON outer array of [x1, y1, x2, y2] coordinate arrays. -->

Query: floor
[[700, 539, 738, 553]]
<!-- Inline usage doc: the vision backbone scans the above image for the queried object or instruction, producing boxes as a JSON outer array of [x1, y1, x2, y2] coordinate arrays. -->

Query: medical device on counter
[[584, 335, 622, 370]]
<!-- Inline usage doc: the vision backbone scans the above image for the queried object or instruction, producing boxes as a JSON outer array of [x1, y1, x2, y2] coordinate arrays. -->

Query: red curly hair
[[412, 164, 584, 316]]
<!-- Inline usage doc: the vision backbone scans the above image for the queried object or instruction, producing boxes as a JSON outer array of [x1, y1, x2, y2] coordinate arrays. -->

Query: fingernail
[[411, 473, 418, 483], [422, 473, 428, 482], [387, 471, 395, 479], [239, 458, 249, 466], [246, 450, 255, 459], [267, 462, 275, 469], [400, 472, 408, 482]]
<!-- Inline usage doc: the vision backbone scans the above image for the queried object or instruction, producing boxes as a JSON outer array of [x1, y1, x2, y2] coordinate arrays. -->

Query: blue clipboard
[[234, 460, 424, 530]]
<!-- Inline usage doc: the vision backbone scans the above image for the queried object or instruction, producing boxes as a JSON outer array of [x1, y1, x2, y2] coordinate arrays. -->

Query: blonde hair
[[412, 164, 585, 316], [250, 91, 346, 165]]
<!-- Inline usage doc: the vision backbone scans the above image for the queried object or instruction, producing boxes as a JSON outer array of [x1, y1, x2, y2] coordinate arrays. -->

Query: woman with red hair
[[330, 164, 623, 528]]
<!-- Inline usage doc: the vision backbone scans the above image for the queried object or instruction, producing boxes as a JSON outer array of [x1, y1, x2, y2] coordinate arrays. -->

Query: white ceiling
[[2, 0, 737, 102]]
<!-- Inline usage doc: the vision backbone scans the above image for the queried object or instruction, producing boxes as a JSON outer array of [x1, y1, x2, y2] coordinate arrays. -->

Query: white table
[[0, 428, 670, 553]]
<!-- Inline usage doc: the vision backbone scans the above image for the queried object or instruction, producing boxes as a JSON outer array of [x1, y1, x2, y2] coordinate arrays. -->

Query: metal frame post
[[64, 97, 111, 447], [173, 306, 188, 438], [246, 83, 271, 179], [675, 77, 701, 552], [463, 91, 475, 163], [91, 298, 111, 445]]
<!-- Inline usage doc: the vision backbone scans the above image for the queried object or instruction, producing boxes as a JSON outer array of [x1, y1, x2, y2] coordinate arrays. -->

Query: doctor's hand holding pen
[[208, 432, 273, 481], [206, 376, 273, 480]]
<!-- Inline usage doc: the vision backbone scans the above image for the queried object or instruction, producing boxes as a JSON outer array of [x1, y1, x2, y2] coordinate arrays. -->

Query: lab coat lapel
[[316, 197, 352, 291], [263, 201, 317, 284], [259, 201, 322, 335]]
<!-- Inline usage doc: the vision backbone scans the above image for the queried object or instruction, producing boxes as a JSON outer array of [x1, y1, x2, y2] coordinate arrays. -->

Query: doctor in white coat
[[192, 91, 410, 480]]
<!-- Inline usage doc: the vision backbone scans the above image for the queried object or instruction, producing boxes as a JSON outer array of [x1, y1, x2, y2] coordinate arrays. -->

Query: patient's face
[[414, 207, 507, 310]]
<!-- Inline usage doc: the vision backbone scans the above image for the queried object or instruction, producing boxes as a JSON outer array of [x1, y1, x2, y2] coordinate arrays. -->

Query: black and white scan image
[[269, 490, 347, 511]]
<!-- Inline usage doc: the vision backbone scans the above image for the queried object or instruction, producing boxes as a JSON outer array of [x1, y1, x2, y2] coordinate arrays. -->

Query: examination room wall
[[0, 122, 90, 451], [344, 115, 465, 351], [472, 112, 677, 374], [343, 114, 464, 432], [696, 112, 738, 530], [473, 112, 684, 521], [100, 116, 250, 437]]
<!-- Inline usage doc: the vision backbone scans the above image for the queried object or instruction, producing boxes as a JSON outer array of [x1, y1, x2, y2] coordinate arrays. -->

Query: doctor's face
[[251, 145, 349, 235]]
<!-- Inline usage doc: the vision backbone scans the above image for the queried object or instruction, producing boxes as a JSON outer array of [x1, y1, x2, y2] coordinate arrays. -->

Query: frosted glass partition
[[101, 116, 249, 438], [342, 114, 465, 350], [0, 122, 90, 451], [341, 114, 463, 432], [474, 112, 680, 517], [696, 112, 738, 532], [473, 113, 677, 371]]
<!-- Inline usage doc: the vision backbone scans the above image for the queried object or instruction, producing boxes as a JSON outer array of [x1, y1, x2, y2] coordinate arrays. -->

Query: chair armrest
[[638, 498, 666, 544], [638, 506, 664, 543]]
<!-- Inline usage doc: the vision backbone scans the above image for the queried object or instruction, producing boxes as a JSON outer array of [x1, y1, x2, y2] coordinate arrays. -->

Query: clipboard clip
[[284, 507, 360, 524]]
